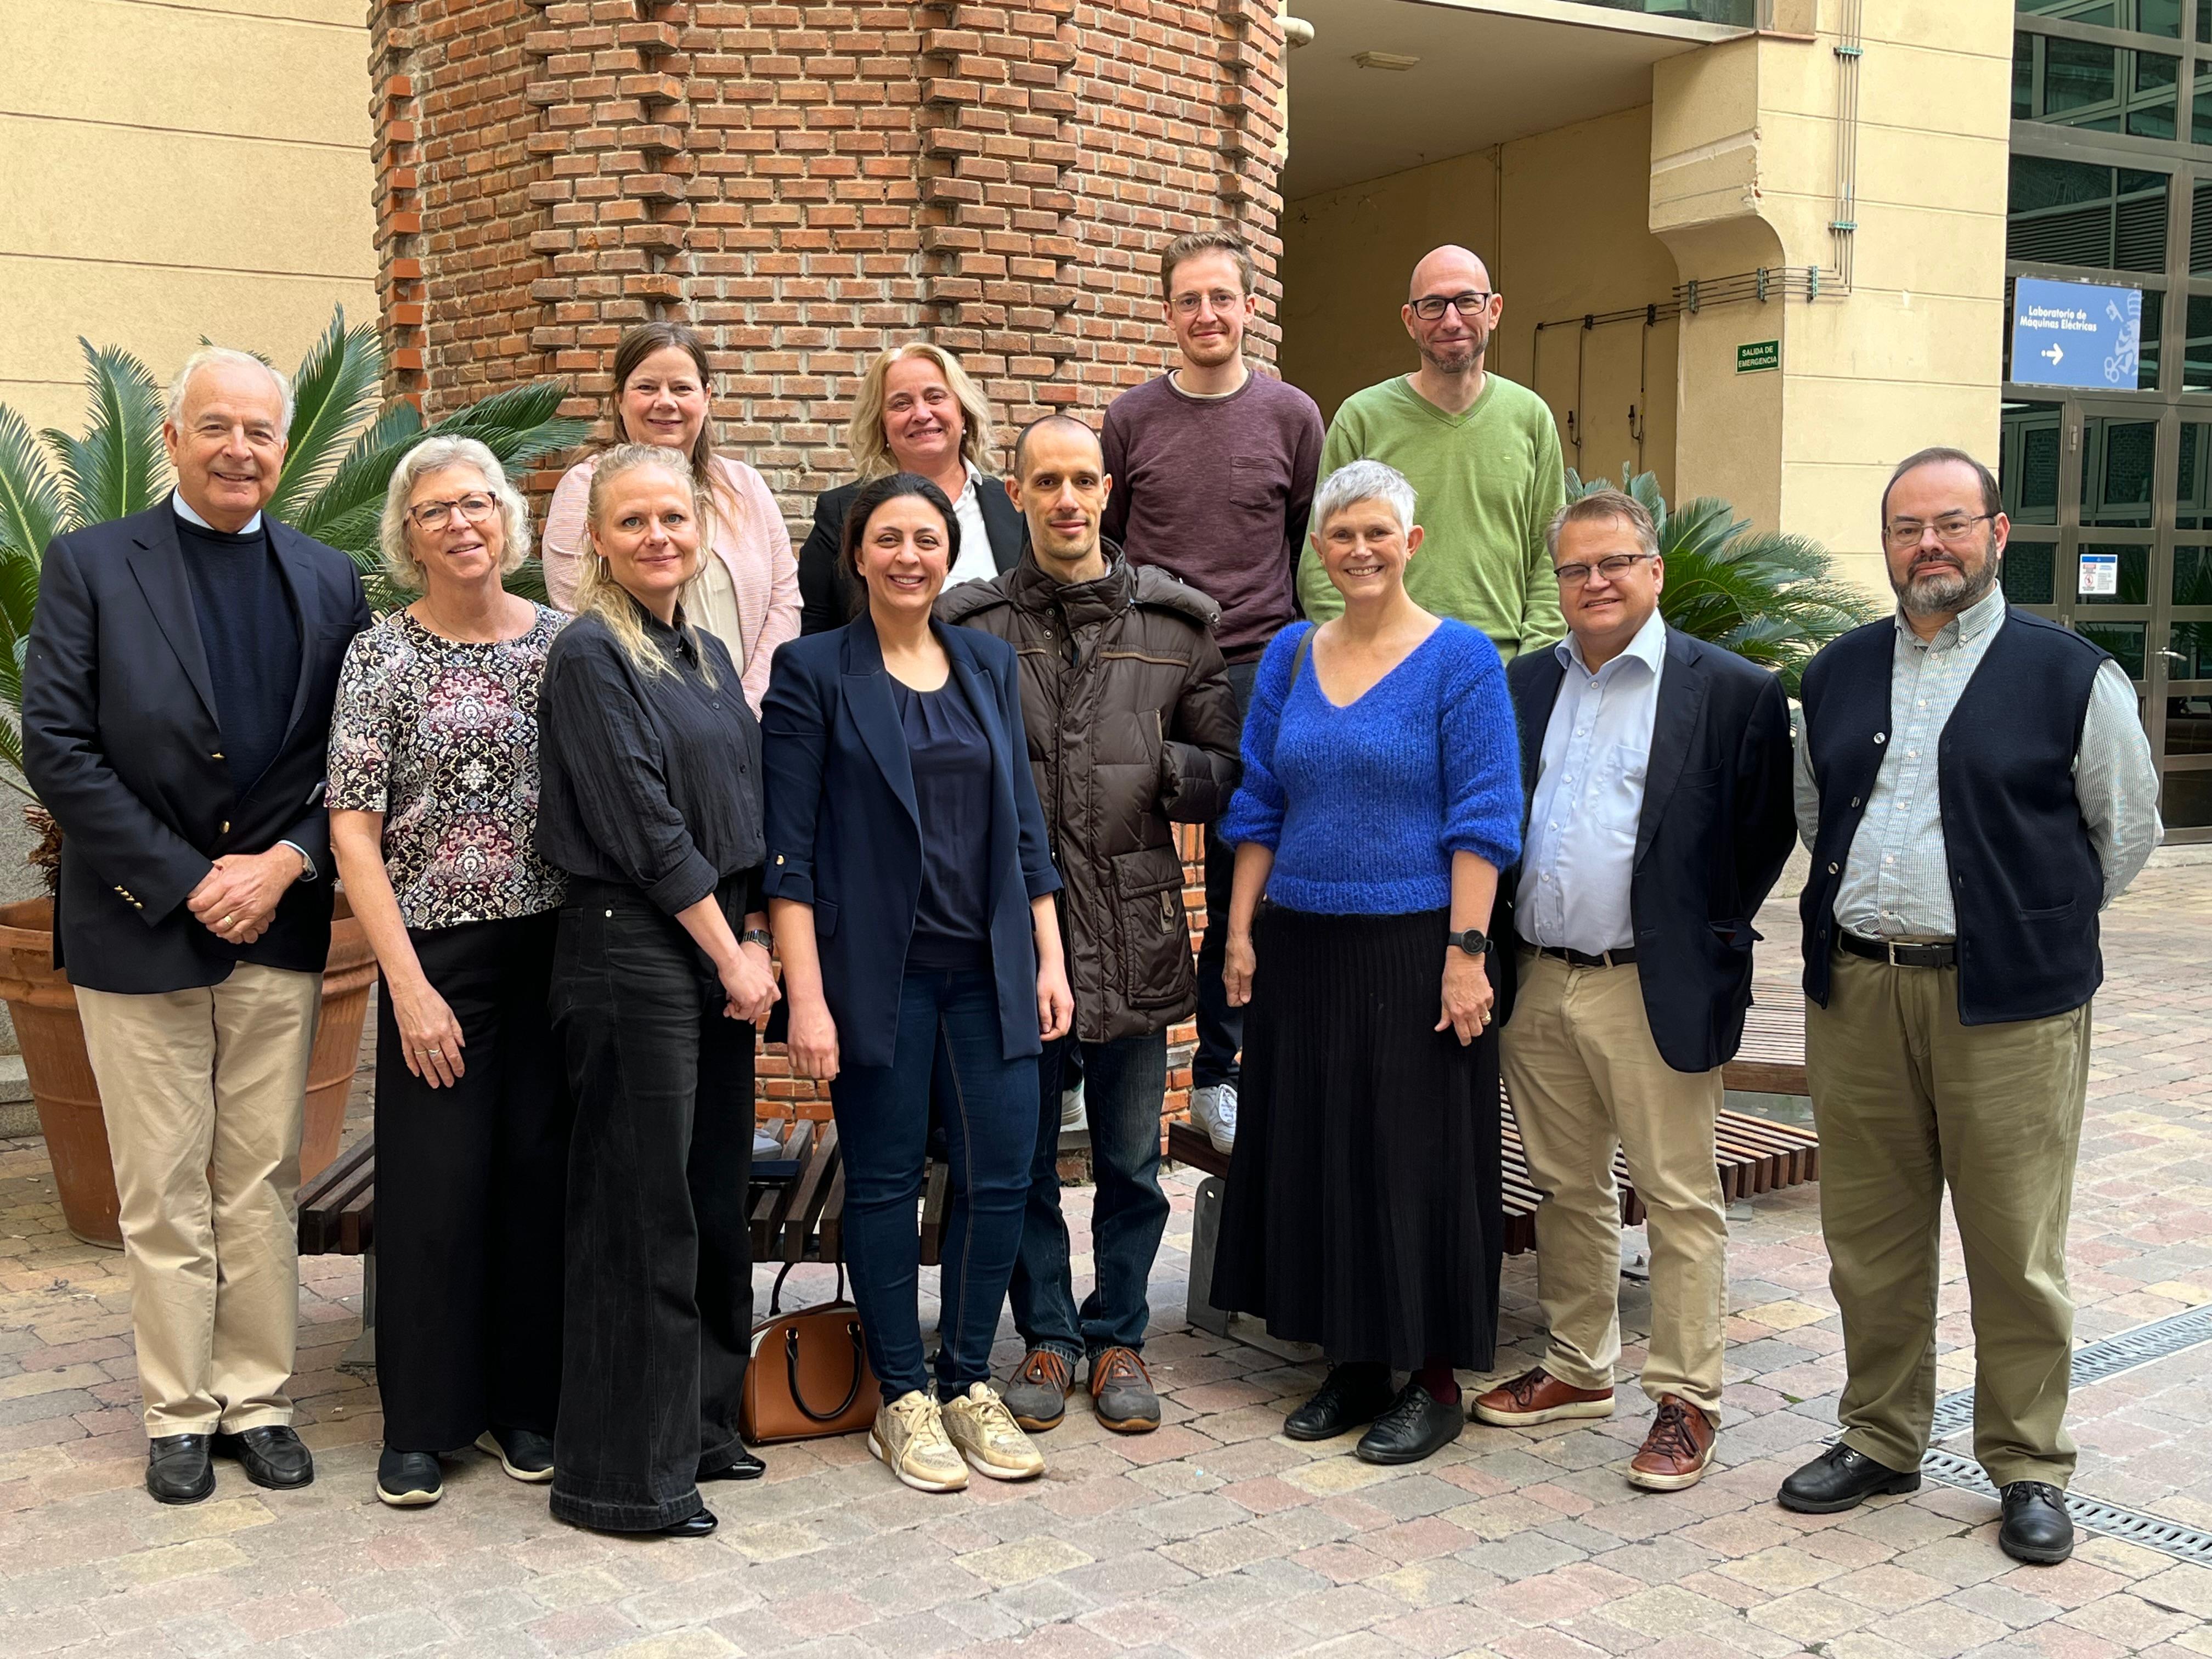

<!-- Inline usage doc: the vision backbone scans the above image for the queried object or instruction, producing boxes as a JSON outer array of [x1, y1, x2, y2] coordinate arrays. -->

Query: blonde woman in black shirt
[[535, 444, 780, 1538]]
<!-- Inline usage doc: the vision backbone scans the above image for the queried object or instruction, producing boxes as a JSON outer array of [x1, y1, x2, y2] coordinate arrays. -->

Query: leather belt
[[1839, 931, 1957, 968], [1532, 944, 1638, 969]]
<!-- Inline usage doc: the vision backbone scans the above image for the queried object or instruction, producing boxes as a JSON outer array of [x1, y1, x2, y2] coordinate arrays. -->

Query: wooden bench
[[297, 1135, 379, 1370], [749, 1120, 954, 1269], [1724, 1002, 1811, 1098]]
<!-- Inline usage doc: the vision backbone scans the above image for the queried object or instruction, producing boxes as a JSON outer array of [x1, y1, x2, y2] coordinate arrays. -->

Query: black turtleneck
[[173, 508, 301, 797]]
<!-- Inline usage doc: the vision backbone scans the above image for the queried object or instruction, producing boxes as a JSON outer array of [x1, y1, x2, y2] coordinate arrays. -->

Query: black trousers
[[376, 910, 572, 1453], [546, 879, 756, 1532]]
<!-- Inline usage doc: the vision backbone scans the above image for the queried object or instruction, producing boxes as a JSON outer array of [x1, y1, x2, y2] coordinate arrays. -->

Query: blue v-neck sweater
[[1218, 619, 1522, 916]]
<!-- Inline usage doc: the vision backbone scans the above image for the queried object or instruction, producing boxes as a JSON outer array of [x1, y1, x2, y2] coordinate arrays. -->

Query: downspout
[[1830, 0, 1863, 292]]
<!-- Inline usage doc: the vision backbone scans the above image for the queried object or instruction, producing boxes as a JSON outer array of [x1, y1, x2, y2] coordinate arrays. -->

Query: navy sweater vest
[[1798, 608, 2109, 1025]]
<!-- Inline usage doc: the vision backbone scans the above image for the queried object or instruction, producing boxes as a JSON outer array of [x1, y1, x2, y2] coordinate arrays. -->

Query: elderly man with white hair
[[22, 345, 370, 1506]]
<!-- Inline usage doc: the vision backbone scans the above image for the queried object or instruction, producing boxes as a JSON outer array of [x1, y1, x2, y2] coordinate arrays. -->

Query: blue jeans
[[830, 969, 1037, 1400], [1007, 1031, 1171, 1361], [1193, 659, 1257, 1091]]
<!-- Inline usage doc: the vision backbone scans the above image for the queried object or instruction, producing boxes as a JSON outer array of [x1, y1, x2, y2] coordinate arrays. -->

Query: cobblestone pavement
[[2, 859, 2210, 1657]]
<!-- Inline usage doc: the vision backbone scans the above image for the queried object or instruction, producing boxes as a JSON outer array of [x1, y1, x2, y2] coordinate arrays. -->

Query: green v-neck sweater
[[1298, 373, 1567, 662]]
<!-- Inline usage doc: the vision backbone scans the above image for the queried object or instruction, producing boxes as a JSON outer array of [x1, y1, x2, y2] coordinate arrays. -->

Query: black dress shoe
[[1284, 1363, 1398, 1442], [660, 1508, 718, 1538], [699, 1444, 765, 1481], [145, 1434, 214, 1505], [1777, 1443, 1920, 1514], [212, 1425, 314, 1490], [376, 1448, 444, 1509], [476, 1426, 555, 1483], [1356, 1383, 1464, 1466], [1999, 1481, 2074, 1564]]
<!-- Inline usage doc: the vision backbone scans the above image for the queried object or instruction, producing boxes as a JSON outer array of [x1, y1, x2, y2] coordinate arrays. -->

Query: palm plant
[[0, 307, 589, 803], [1565, 467, 1880, 697]]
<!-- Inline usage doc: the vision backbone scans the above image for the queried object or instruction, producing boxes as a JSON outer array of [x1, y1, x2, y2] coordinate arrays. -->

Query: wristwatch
[[1446, 928, 1491, 958], [741, 928, 774, 952]]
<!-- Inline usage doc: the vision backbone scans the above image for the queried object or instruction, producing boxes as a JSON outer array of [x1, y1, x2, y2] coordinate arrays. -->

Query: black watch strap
[[1447, 929, 1490, 957]]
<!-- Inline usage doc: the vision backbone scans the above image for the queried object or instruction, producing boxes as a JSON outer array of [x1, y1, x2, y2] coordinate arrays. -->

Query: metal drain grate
[[1918, 1448, 2212, 1563], [1924, 1300, 2212, 1444]]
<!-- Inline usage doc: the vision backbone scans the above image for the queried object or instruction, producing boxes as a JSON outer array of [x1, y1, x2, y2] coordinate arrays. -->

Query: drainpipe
[[1830, 0, 1863, 292]]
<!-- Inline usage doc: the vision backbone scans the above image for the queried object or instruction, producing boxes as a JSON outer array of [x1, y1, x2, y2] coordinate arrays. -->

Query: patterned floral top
[[328, 606, 570, 929]]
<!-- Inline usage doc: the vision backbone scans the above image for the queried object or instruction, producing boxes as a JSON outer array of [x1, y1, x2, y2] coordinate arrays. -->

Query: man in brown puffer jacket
[[938, 414, 1242, 1437]]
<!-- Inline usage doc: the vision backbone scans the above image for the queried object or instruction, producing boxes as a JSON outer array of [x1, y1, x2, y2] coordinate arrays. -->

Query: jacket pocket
[[813, 899, 840, 938], [1113, 844, 1194, 1012]]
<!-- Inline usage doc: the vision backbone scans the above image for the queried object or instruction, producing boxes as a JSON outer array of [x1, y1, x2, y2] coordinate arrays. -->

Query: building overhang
[[1283, 0, 1752, 200]]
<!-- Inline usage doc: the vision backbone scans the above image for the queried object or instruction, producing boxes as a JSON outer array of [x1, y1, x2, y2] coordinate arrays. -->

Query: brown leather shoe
[[1470, 1366, 1615, 1427], [1627, 1395, 1717, 1491]]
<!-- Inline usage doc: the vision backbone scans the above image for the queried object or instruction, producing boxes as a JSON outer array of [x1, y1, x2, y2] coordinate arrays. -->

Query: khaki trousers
[[76, 963, 319, 1436], [1807, 947, 2091, 1488], [1500, 950, 1729, 1419]]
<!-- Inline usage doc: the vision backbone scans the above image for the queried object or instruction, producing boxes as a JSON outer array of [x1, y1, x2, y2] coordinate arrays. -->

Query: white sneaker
[[868, 1390, 968, 1493], [1190, 1083, 1237, 1153], [1060, 1079, 1087, 1133], [940, 1383, 1046, 1481]]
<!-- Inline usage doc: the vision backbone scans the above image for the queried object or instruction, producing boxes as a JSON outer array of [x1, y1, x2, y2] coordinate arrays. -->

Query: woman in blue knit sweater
[[1211, 459, 1523, 1466]]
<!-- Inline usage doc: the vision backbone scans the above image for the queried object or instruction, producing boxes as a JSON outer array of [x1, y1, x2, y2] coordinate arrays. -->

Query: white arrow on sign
[[2044, 345, 2065, 365]]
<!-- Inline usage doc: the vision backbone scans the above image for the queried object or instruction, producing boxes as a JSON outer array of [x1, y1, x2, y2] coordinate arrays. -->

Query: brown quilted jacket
[[938, 549, 1243, 1042]]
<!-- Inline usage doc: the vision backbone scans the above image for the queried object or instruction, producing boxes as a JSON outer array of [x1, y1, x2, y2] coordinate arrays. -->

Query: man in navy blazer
[[1473, 488, 1794, 1492], [21, 347, 369, 1507]]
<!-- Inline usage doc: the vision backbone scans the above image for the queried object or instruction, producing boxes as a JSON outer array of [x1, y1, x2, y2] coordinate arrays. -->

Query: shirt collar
[[1894, 580, 2005, 652], [957, 461, 981, 504], [171, 492, 263, 537], [1555, 607, 1666, 681]]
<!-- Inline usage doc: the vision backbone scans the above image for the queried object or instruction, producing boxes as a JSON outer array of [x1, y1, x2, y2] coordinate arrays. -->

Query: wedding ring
[[220, 913, 233, 927]]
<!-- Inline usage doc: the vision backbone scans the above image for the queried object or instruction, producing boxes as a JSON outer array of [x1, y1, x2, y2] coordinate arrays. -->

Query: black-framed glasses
[[408, 493, 499, 531], [1409, 291, 1494, 321], [1553, 552, 1655, 587], [1882, 512, 1994, 547]]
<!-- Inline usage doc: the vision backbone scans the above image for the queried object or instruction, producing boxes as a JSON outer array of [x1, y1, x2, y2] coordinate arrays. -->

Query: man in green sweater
[[1300, 244, 1567, 661]]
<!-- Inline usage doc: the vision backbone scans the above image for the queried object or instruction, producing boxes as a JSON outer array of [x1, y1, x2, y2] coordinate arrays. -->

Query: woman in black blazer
[[795, 342, 1026, 634], [764, 473, 1071, 1496]]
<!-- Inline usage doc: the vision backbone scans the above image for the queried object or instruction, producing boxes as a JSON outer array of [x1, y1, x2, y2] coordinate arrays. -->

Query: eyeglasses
[[1409, 291, 1494, 321], [408, 493, 499, 531], [1553, 551, 1655, 587], [1171, 289, 1245, 316], [1882, 512, 1994, 547]]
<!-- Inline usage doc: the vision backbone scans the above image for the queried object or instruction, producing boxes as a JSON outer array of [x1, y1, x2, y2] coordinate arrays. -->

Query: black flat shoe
[[1999, 1481, 2074, 1564], [659, 1509, 718, 1538], [212, 1425, 314, 1491], [376, 1448, 444, 1508], [699, 1444, 765, 1481], [145, 1434, 214, 1505], [1284, 1364, 1398, 1442], [1355, 1383, 1464, 1466], [1777, 1443, 1919, 1514], [476, 1426, 555, 1483]]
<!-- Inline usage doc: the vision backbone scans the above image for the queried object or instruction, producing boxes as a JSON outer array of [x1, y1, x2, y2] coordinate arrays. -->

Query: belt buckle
[[1884, 938, 1906, 967]]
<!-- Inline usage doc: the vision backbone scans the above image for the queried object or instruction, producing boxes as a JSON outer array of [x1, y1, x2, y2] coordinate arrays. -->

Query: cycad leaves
[[43, 342, 166, 531], [268, 308, 385, 527], [0, 403, 66, 569]]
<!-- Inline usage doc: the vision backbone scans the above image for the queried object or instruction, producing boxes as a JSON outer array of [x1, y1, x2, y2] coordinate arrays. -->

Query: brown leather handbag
[[740, 1266, 879, 1443]]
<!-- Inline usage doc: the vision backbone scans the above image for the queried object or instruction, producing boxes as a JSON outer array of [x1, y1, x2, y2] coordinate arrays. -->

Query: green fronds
[[0, 403, 66, 567], [268, 308, 385, 526], [43, 341, 167, 530]]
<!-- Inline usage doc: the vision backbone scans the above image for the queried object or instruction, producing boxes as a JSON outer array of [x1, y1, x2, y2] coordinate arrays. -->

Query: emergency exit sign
[[1737, 340, 1780, 374]]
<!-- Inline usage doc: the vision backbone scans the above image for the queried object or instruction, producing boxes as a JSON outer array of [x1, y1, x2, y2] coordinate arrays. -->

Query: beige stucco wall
[[0, 0, 376, 438], [1279, 105, 1684, 503]]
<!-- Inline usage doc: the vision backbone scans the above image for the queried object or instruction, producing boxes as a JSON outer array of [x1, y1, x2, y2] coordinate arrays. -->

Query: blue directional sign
[[2011, 277, 2142, 390]]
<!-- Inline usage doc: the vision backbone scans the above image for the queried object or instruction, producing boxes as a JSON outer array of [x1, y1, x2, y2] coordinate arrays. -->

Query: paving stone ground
[[2, 856, 2210, 1657]]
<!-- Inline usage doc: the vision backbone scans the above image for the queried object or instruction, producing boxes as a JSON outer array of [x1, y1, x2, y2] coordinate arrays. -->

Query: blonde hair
[[574, 444, 720, 686], [377, 436, 533, 592], [845, 341, 997, 481]]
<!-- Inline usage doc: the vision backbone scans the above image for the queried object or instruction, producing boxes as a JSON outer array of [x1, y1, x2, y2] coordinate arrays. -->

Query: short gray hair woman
[[326, 433, 574, 1509]]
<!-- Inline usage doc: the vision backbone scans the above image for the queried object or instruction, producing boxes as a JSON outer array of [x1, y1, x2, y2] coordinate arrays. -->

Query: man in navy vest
[[1779, 447, 2159, 1565]]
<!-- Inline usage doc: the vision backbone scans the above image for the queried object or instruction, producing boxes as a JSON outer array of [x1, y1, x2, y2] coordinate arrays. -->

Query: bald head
[[1013, 412, 1101, 480], [1409, 245, 1490, 302]]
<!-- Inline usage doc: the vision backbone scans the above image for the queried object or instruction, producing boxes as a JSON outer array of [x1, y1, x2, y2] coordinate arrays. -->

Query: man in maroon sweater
[[1101, 230, 1323, 1153]]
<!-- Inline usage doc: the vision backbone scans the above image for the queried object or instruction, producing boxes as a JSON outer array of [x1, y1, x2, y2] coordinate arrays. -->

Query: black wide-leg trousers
[[376, 910, 573, 1454]]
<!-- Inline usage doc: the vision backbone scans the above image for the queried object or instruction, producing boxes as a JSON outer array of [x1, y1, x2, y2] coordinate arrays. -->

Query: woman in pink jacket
[[541, 322, 799, 714]]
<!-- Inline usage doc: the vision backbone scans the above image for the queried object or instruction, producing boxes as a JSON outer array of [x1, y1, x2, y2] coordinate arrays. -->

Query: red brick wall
[[370, 0, 1283, 1124]]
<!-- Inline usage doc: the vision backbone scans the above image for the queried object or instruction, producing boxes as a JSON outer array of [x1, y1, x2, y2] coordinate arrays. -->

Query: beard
[[1893, 537, 2000, 618], [1419, 319, 1489, 375]]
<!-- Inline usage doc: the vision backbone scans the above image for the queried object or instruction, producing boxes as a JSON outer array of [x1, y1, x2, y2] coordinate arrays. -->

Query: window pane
[[2002, 400, 2066, 523], [2177, 427, 2212, 528], [2170, 619, 2212, 674], [2083, 418, 2160, 524], [2017, 0, 2179, 31], [2176, 542, 2212, 600], [2079, 620, 2148, 676], [2008, 156, 2170, 272], [2187, 296, 2212, 388], [2159, 768, 2212, 826], [2078, 541, 2152, 602], [2131, 51, 2180, 137], [2004, 539, 2059, 603], [2165, 697, 2212, 754]]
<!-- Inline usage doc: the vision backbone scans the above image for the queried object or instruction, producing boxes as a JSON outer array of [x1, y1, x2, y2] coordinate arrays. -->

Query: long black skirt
[[1210, 905, 1504, 1371]]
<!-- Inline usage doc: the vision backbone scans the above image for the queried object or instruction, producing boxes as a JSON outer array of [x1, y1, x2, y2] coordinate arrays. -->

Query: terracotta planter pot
[[0, 895, 377, 1249]]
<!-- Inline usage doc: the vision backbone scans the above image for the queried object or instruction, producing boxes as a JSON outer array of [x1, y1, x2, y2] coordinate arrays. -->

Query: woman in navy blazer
[[763, 472, 1072, 1496]]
